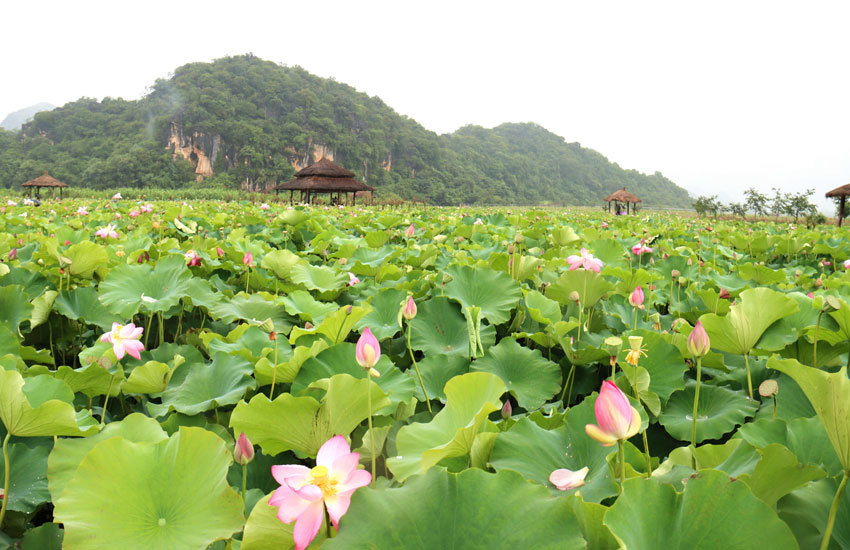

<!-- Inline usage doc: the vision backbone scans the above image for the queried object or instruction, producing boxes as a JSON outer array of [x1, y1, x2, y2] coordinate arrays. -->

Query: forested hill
[[0, 55, 692, 207]]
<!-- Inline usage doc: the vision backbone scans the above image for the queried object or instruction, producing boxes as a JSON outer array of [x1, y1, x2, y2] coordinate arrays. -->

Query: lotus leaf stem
[[814, 310, 823, 369], [101, 374, 116, 426], [820, 471, 849, 550], [744, 353, 753, 399], [0, 433, 10, 529], [641, 430, 652, 478]]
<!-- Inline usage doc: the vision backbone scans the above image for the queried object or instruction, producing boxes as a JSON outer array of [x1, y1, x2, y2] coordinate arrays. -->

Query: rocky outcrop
[[287, 138, 335, 171], [167, 122, 220, 181], [381, 152, 392, 172]]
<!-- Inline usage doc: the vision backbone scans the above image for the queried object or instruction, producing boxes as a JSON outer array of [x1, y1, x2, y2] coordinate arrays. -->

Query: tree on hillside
[[744, 188, 769, 217]]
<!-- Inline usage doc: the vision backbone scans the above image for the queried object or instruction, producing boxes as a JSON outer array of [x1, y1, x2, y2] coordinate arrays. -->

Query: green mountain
[[0, 102, 55, 131], [0, 55, 691, 207]]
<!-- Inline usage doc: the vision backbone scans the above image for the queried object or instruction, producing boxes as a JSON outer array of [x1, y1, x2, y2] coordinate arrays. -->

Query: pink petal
[[323, 491, 354, 528], [549, 467, 588, 490], [336, 468, 371, 493], [585, 423, 618, 446], [123, 340, 145, 360], [595, 381, 632, 438], [112, 342, 125, 360], [330, 451, 359, 481], [272, 464, 310, 485], [292, 500, 324, 550], [100, 333, 112, 343], [568, 263, 580, 271], [316, 435, 351, 469], [566, 255, 580, 264]]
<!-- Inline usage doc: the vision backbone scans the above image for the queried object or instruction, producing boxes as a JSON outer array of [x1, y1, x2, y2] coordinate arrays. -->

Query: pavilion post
[[840, 196, 846, 227]]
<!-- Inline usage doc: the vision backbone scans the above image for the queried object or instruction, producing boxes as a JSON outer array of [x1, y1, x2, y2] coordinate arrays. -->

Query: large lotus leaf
[[253, 340, 328, 387], [653, 439, 761, 485], [0, 370, 98, 437], [64, 240, 108, 278], [122, 360, 174, 394], [568, 495, 618, 550], [767, 357, 850, 470], [289, 263, 347, 292], [777, 476, 850, 550], [146, 352, 255, 418], [260, 249, 301, 279], [354, 288, 407, 340], [290, 342, 415, 409], [409, 297, 495, 357], [632, 330, 687, 403], [98, 255, 195, 317], [736, 417, 844, 477], [443, 264, 521, 324], [204, 324, 277, 363], [524, 289, 562, 325], [471, 337, 561, 410], [0, 285, 33, 334], [604, 469, 798, 549], [754, 373, 816, 421], [52, 362, 120, 398], [0, 266, 51, 298], [490, 397, 618, 503], [230, 373, 390, 457], [29, 289, 57, 330], [241, 493, 320, 550], [47, 413, 168, 501], [53, 287, 122, 331], [737, 443, 826, 507], [758, 292, 822, 351], [53, 427, 244, 550], [659, 381, 758, 443], [0, 438, 51, 513], [279, 289, 336, 324], [324, 468, 586, 550], [208, 293, 292, 334], [288, 305, 370, 346], [277, 209, 310, 226], [546, 268, 614, 309], [415, 354, 470, 403], [386, 372, 505, 482], [699, 287, 798, 355], [20, 523, 63, 549]]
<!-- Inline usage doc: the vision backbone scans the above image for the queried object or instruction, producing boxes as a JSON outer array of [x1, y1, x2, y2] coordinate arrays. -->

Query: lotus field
[[2, 198, 850, 550]]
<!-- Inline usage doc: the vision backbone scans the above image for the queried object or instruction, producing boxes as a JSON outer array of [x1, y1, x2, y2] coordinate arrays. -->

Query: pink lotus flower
[[260, 203, 270, 210], [601, 221, 609, 228], [473, 218, 484, 225], [129, 209, 140, 217], [242, 251, 254, 267], [631, 241, 653, 255], [140, 203, 153, 213], [234, 432, 254, 466], [566, 248, 604, 273], [628, 286, 644, 308], [114, 213, 122, 219], [76, 206, 89, 216], [688, 320, 711, 358], [844, 259, 850, 270], [184, 250, 202, 267], [549, 466, 589, 491], [355, 327, 380, 370], [404, 223, 415, 238], [270, 435, 371, 550], [112, 192, 122, 200], [100, 322, 144, 361], [94, 224, 119, 239], [401, 296, 417, 320], [585, 381, 641, 446], [6, 200, 16, 207], [347, 272, 360, 286]]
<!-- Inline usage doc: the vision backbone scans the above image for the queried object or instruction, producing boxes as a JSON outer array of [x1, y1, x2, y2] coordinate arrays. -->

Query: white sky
[[2, 0, 849, 211]]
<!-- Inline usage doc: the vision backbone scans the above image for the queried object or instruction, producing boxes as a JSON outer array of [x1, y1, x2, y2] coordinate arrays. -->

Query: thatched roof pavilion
[[21, 171, 68, 199], [603, 187, 641, 214], [273, 158, 374, 205], [826, 184, 850, 227]]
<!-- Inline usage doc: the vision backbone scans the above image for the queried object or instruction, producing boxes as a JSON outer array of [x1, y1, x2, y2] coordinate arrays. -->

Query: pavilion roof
[[825, 184, 850, 198], [21, 171, 68, 188], [603, 187, 641, 203], [274, 158, 373, 192]]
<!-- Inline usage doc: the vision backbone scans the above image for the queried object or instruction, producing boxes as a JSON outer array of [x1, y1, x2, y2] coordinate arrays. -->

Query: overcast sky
[[3, 0, 849, 211]]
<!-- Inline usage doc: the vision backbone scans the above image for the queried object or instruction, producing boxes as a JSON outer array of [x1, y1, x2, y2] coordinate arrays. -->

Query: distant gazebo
[[22, 171, 68, 199], [826, 184, 850, 227], [273, 158, 374, 205], [603, 187, 641, 215]]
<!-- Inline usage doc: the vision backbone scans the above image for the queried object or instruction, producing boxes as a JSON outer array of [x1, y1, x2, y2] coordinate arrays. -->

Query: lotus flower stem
[[633, 307, 638, 330], [744, 353, 753, 399], [558, 363, 576, 405], [101, 374, 116, 426], [144, 313, 153, 348], [366, 373, 376, 487], [577, 307, 583, 344], [814, 310, 824, 368], [641, 430, 652, 477], [0, 433, 10, 529], [691, 357, 702, 448], [406, 325, 431, 413], [270, 337, 279, 400], [669, 279, 675, 314], [245, 269, 250, 294], [158, 312, 165, 347], [617, 439, 625, 495], [821, 471, 849, 550], [241, 464, 247, 517]]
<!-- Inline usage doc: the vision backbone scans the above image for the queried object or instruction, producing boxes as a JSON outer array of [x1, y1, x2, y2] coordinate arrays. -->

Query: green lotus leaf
[[386, 372, 505, 482], [766, 356, 850, 471], [659, 381, 758, 443], [568, 495, 618, 550], [737, 443, 826, 506], [204, 324, 277, 363], [490, 397, 618, 503], [759, 292, 822, 351], [443, 264, 521, 324], [146, 352, 255, 418], [53, 287, 122, 331], [254, 340, 328, 387], [29, 289, 57, 329], [122, 360, 173, 394], [737, 262, 787, 285], [753, 373, 815, 421], [53, 427, 244, 550], [409, 297, 495, 357], [414, 354, 470, 403], [277, 209, 309, 226], [279, 289, 336, 324], [604, 469, 798, 549], [52, 362, 121, 398], [699, 287, 798, 355], [630, 330, 687, 403], [289, 263, 347, 292], [47, 413, 168, 502], [291, 342, 415, 410], [260, 249, 301, 279], [209, 293, 292, 334], [471, 337, 561, 410], [230, 373, 390, 457], [64, 240, 108, 278], [354, 287, 407, 340], [288, 305, 370, 346], [98, 255, 195, 317], [737, 417, 844, 477], [20, 523, 63, 550], [0, 266, 51, 298], [654, 439, 761, 486], [524, 289, 562, 325], [0, 370, 98, 437], [324, 468, 586, 550], [547, 268, 614, 309], [0, 438, 51, 513], [0, 285, 34, 334], [777, 476, 850, 549], [551, 225, 581, 247]]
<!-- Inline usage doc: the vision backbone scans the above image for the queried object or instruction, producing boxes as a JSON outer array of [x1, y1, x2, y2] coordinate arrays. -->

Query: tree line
[[693, 187, 823, 223]]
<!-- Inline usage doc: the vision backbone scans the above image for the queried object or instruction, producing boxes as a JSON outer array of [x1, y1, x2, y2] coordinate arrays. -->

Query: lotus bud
[[338, 257, 348, 265], [234, 432, 255, 466], [507, 243, 516, 254], [37, 258, 43, 265], [216, 247, 224, 258], [304, 322, 314, 330], [687, 321, 711, 358], [405, 223, 415, 238], [815, 278, 823, 287], [402, 296, 417, 321], [501, 400, 512, 419], [514, 232, 525, 244], [356, 327, 381, 370], [671, 269, 680, 279], [8, 249, 16, 260], [628, 286, 645, 308], [568, 291, 581, 305]]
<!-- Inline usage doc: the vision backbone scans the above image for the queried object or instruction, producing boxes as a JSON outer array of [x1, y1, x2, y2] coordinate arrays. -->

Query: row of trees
[[693, 187, 819, 223]]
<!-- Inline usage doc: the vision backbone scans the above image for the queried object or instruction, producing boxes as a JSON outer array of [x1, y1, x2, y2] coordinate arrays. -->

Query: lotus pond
[[0, 199, 849, 549]]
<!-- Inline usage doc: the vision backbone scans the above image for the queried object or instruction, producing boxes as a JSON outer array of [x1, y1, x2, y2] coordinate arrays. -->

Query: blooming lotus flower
[[601, 221, 609, 228], [631, 242, 653, 255], [100, 322, 144, 361], [140, 203, 153, 213], [260, 203, 270, 210], [473, 218, 484, 225], [401, 296, 417, 320], [628, 286, 644, 308], [270, 435, 371, 550], [184, 250, 202, 267], [844, 259, 850, 270], [347, 272, 360, 286], [549, 467, 589, 491], [6, 200, 16, 207], [355, 327, 380, 375], [22, 198, 34, 206], [94, 224, 119, 239], [585, 381, 641, 446], [566, 248, 604, 273], [76, 206, 89, 216], [234, 432, 255, 466], [688, 320, 710, 358], [129, 209, 140, 217], [404, 223, 415, 238], [242, 251, 254, 267], [112, 192, 122, 200]]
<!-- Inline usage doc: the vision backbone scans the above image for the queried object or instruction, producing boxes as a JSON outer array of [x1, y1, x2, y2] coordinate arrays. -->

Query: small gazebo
[[273, 158, 374, 205], [826, 184, 850, 227], [22, 171, 68, 199], [603, 187, 641, 214]]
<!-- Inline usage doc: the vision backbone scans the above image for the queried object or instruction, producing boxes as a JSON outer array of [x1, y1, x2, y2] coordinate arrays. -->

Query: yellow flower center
[[310, 465, 337, 497]]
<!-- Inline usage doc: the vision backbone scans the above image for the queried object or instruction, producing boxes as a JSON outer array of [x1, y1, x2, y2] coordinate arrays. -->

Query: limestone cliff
[[167, 122, 220, 181]]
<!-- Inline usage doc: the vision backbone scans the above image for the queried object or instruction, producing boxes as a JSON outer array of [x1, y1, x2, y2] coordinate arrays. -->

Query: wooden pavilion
[[826, 184, 850, 227], [273, 158, 374, 205], [21, 171, 68, 199], [603, 187, 641, 215]]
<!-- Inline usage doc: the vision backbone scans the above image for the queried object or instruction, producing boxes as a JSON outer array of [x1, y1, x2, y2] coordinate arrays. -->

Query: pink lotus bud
[[405, 223, 415, 238], [719, 288, 731, 299], [402, 296, 417, 320], [628, 286, 644, 308], [808, 291, 815, 299], [64, 240, 71, 245], [687, 320, 711, 358], [234, 432, 254, 465], [501, 400, 512, 419], [585, 381, 641, 446], [242, 251, 254, 267], [216, 247, 224, 258], [8, 248, 16, 260], [348, 272, 360, 286], [815, 278, 823, 287], [355, 327, 381, 369], [549, 467, 589, 491]]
